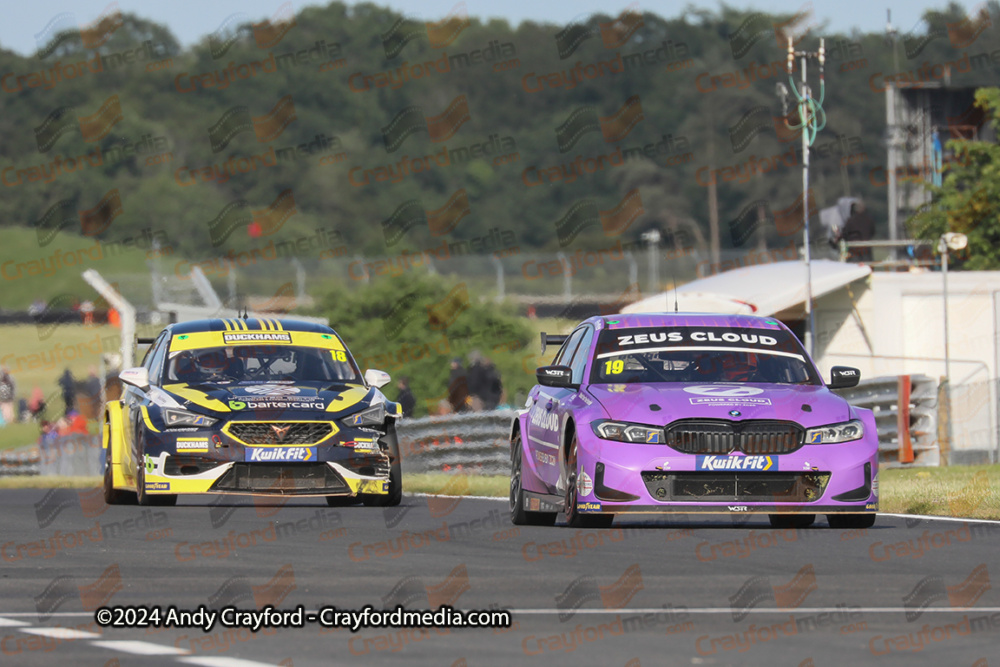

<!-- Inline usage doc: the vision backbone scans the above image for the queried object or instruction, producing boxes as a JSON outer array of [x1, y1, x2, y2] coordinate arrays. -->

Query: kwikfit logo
[[697, 455, 774, 471], [246, 447, 315, 462]]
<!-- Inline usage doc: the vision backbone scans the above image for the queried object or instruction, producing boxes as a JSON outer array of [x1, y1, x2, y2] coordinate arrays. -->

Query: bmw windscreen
[[590, 327, 821, 385]]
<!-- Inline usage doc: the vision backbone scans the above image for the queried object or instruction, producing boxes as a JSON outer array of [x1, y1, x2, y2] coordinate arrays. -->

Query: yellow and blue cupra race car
[[102, 317, 403, 506]]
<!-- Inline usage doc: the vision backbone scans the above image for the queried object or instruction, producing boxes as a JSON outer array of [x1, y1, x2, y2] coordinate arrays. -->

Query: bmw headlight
[[343, 404, 386, 428], [161, 408, 218, 429], [805, 419, 864, 444], [592, 420, 663, 444]]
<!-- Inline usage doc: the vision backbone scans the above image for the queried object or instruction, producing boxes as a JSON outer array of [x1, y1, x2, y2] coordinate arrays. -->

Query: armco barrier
[[834, 375, 939, 466], [397, 410, 516, 475], [0, 448, 41, 476], [398, 377, 944, 475]]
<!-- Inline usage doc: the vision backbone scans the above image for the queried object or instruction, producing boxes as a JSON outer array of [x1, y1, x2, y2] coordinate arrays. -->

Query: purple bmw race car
[[509, 313, 878, 529]]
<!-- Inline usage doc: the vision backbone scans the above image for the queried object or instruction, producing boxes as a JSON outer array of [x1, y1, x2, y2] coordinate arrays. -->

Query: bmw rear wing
[[540, 333, 568, 355], [137, 337, 155, 345]]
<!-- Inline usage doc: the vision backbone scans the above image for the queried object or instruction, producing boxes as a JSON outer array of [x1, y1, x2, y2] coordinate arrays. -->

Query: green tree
[[910, 88, 1000, 269], [315, 273, 533, 416]]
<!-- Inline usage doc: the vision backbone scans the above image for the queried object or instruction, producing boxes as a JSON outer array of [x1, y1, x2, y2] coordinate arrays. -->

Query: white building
[[624, 260, 999, 463]]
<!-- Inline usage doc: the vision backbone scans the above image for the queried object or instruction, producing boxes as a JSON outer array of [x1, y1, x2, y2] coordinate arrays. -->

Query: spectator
[[55, 415, 71, 437], [484, 357, 504, 410], [0, 366, 15, 425], [79, 366, 103, 418], [434, 399, 453, 416], [28, 385, 48, 423], [80, 300, 95, 326], [66, 410, 88, 435], [58, 368, 76, 416], [38, 421, 58, 459], [467, 351, 489, 411], [447, 358, 468, 413], [84, 367, 102, 400], [467, 351, 503, 410], [842, 201, 875, 262], [395, 376, 416, 418], [28, 386, 46, 420]]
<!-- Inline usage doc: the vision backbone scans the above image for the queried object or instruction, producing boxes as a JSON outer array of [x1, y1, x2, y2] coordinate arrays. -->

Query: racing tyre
[[102, 417, 135, 505], [768, 514, 815, 529], [510, 431, 557, 526], [361, 423, 402, 507], [135, 430, 177, 507], [827, 513, 876, 529], [564, 432, 613, 529]]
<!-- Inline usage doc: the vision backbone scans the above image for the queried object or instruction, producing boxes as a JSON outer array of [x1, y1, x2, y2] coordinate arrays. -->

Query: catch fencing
[[39, 434, 103, 476], [0, 434, 103, 477], [946, 378, 997, 465]]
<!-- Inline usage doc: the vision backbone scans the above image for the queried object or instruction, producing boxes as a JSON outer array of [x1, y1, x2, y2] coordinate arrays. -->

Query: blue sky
[[0, 0, 982, 56]]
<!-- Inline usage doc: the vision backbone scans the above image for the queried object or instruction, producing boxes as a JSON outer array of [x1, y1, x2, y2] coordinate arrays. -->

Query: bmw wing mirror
[[119, 367, 150, 391], [536, 365, 577, 389], [828, 366, 860, 389], [364, 368, 391, 388]]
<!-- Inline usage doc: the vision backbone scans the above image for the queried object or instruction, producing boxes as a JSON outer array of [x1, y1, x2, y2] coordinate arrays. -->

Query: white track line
[[0, 617, 29, 626], [179, 657, 286, 667], [409, 501, 1000, 524], [90, 640, 189, 655], [20, 627, 101, 639], [880, 512, 1000, 525], [2, 617, 283, 665], [409, 493, 507, 500], [510, 607, 1000, 615]]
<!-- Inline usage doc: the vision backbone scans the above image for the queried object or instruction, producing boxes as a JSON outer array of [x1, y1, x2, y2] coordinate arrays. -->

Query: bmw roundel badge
[[729, 410, 741, 417]]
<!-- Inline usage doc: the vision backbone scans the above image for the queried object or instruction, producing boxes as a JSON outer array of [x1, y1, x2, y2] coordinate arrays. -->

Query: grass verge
[[0, 423, 43, 452], [404, 473, 508, 497], [0, 475, 101, 489], [879, 464, 1000, 520]]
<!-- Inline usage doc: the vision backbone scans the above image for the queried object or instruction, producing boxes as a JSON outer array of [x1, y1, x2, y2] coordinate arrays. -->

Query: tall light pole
[[938, 232, 968, 386], [784, 37, 827, 357], [938, 231, 967, 465], [641, 229, 661, 295]]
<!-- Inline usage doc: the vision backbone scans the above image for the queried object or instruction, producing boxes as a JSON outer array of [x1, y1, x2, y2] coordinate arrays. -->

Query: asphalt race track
[[2, 489, 999, 667]]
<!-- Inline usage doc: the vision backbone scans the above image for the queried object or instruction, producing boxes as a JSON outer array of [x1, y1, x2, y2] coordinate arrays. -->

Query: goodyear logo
[[145, 482, 170, 491], [696, 455, 774, 471], [223, 332, 292, 344], [576, 501, 602, 513], [246, 446, 316, 462]]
